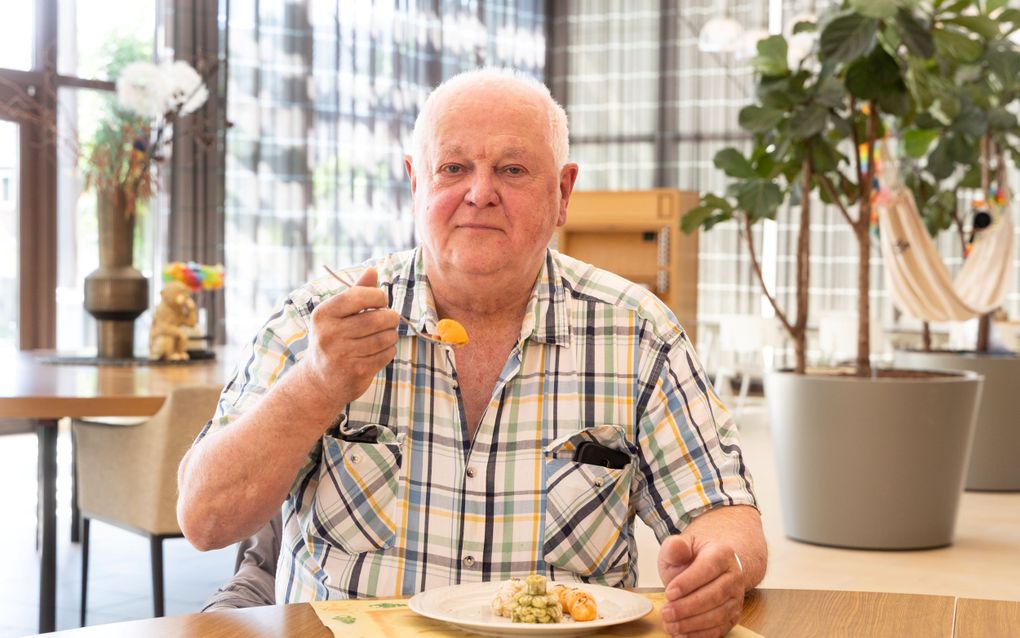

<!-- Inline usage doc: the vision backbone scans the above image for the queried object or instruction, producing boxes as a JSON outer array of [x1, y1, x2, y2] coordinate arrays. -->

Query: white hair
[[410, 67, 570, 169]]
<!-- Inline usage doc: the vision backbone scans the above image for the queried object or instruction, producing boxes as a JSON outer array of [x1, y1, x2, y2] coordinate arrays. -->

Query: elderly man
[[178, 68, 766, 638]]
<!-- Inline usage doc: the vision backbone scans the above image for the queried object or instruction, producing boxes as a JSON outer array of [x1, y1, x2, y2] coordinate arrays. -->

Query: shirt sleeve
[[631, 329, 758, 542]]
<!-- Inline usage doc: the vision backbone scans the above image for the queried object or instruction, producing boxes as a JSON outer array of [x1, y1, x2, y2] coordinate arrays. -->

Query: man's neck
[[426, 263, 540, 325]]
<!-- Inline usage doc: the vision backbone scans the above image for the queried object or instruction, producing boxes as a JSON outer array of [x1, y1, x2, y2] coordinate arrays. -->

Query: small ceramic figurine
[[149, 281, 198, 360]]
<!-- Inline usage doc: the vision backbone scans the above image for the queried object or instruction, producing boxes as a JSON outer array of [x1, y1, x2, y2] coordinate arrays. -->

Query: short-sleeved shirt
[[199, 247, 756, 603]]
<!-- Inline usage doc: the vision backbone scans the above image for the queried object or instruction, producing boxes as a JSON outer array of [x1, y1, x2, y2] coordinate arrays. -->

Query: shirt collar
[[390, 247, 572, 348], [520, 250, 572, 347]]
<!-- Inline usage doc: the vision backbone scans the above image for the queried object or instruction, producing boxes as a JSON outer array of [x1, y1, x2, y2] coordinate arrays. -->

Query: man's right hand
[[299, 267, 400, 414]]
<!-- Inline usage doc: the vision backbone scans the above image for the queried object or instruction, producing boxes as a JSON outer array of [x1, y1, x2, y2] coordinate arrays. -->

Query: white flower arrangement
[[116, 60, 209, 119], [86, 59, 211, 215]]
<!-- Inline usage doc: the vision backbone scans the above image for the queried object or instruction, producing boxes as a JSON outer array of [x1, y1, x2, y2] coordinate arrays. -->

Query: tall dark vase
[[83, 189, 149, 359]]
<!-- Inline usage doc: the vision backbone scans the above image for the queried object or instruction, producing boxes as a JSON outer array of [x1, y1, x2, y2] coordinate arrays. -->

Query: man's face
[[405, 88, 578, 283]]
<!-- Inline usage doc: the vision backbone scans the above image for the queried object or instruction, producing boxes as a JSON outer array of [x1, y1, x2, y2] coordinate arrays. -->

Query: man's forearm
[[681, 504, 768, 591], [177, 363, 340, 550]]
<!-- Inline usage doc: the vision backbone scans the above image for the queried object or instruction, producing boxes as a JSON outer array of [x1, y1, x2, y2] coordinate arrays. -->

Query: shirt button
[[465, 467, 476, 478], [463, 556, 475, 568], [349, 454, 361, 465], [452, 380, 459, 390]]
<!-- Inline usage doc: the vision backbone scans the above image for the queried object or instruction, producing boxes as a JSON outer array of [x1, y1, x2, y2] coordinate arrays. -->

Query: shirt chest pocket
[[310, 424, 403, 554], [543, 425, 634, 578]]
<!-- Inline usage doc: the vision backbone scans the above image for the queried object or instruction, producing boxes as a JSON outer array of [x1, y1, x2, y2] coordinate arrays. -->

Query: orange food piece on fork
[[436, 319, 469, 346]]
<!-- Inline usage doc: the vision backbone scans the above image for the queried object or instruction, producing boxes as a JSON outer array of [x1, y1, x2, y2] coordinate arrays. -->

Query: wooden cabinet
[[556, 189, 700, 342]]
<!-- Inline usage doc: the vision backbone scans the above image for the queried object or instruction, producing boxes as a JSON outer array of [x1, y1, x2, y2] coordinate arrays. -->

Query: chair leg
[[70, 428, 80, 543], [735, 372, 752, 417], [80, 517, 90, 627], [150, 536, 165, 617]]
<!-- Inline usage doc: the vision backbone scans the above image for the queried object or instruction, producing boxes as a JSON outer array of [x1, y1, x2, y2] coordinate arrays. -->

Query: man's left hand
[[656, 534, 744, 638]]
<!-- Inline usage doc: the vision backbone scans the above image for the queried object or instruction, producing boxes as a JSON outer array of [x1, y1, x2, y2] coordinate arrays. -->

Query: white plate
[[408, 581, 654, 637]]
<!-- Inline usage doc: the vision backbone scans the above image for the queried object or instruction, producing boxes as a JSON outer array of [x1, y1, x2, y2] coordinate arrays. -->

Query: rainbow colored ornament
[[162, 261, 224, 292]]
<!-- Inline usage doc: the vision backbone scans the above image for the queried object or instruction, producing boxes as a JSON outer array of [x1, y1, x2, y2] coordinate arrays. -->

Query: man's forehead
[[433, 143, 533, 158]]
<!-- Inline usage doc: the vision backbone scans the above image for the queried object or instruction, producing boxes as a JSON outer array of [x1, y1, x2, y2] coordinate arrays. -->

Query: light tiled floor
[[0, 425, 235, 637], [3, 401, 1019, 636], [635, 397, 1020, 602]]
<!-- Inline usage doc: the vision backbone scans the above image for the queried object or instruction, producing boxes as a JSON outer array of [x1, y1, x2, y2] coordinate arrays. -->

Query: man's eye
[[505, 166, 525, 175], [441, 165, 462, 174]]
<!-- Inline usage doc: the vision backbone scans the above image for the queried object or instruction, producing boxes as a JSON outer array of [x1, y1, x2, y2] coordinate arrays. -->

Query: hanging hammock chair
[[875, 158, 1015, 323]]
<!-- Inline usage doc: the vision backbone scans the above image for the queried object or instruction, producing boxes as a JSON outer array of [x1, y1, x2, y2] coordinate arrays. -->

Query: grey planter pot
[[765, 370, 982, 550], [895, 350, 1020, 491]]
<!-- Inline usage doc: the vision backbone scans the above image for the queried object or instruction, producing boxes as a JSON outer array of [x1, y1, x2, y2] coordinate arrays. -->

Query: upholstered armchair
[[72, 384, 221, 625]]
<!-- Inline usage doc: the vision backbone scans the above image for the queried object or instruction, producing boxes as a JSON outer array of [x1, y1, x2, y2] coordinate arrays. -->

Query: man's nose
[[465, 170, 499, 207]]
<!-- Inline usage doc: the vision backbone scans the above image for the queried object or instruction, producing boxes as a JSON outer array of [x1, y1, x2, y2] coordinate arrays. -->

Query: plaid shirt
[[201, 248, 756, 603]]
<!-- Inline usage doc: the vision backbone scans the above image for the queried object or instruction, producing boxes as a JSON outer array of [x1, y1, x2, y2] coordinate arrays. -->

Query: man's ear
[[403, 155, 416, 196], [557, 163, 580, 226]]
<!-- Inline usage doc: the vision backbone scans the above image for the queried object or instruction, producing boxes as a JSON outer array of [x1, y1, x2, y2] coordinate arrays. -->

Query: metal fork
[[322, 265, 458, 348]]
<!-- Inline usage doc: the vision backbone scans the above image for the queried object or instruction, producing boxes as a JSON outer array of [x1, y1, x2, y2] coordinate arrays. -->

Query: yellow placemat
[[311, 592, 763, 637]]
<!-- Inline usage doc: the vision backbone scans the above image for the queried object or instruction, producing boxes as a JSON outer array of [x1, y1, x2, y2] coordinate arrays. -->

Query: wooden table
[[29, 589, 1016, 637], [0, 350, 233, 633], [954, 597, 1020, 637]]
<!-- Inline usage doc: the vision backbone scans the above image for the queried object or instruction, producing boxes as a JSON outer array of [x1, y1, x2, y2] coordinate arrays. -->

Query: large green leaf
[[732, 180, 783, 219], [681, 205, 714, 234], [933, 93, 961, 123], [790, 104, 829, 139], [987, 47, 1020, 90], [895, 8, 935, 58], [904, 129, 940, 157], [944, 16, 1001, 40], [810, 138, 843, 173], [752, 35, 789, 77], [905, 58, 935, 108], [820, 12, 879, 64], [701, 193, 733, 210], [998, 9, 1020, 30], [681, 198, 734, 234], [714, 148, 757, 178], [792, 19, 817, 34], [947, 132, 976, 163], [845, 46, 911, 116], [738, 105, 786, 133], [877, 86, 911, 117], [814, 77, 846, 108], [926, 139, 955, 178], [988, 108, 1018, 131], [933, 28, 984, 63], [938, 0, 972, 13], [914, 112, 942, 129], [759, 89, 795, 111], [845, 46, 903, 100], [704, 212, 737, 230], [950, 100, 988, 138], [830, 113, 853, 138], [850, 0, 896, 19]]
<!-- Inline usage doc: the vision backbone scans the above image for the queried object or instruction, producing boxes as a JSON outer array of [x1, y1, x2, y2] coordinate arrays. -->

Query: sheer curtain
[[223, 0, 546, 345], [547, 0, 767, 351]]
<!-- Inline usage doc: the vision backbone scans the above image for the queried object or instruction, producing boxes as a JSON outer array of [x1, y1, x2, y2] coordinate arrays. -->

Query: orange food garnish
[[550, 584, 571, 610], [436, 319, 469, 346], [566, 591, 597, 622]]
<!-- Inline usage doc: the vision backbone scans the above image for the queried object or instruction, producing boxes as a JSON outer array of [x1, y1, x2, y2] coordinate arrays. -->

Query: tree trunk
[[794, 156, 812, 374], [975, 133, 992, 354], [976, 313, 991, 353], [855, 106, 878, 377], [856, 216, 871, 376]]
